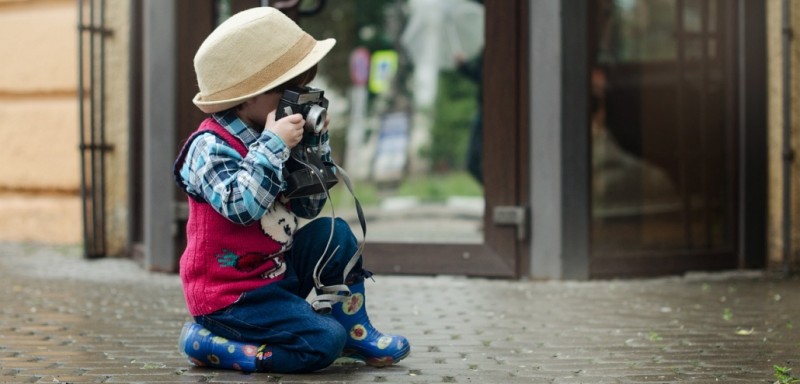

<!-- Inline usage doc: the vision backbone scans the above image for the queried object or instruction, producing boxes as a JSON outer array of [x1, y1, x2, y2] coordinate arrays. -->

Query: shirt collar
[[212, 109, 260, 147]]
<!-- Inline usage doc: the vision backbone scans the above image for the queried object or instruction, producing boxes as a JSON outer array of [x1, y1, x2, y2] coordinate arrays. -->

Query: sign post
[[345, 48, 371, 178]]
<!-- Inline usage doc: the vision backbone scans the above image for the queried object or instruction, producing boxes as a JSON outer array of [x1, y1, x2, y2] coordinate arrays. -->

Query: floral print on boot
[[330, 281, 410, 367], [178, 322, 273, 372]]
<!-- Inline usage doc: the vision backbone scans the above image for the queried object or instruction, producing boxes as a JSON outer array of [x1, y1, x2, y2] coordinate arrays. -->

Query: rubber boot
[[178, 322, 273, 372], [330, 280, 410, 367]]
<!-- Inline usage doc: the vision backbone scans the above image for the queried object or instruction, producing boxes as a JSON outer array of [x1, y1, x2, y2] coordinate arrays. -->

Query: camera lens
[[304, 104, 327, 134]]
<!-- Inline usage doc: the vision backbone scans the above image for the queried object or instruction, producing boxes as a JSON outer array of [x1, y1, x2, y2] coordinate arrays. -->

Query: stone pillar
[[767, 0, 800, 271]]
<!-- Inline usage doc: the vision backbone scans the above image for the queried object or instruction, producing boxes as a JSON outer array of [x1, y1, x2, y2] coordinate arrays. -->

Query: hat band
[[202, 34, 316, 101]]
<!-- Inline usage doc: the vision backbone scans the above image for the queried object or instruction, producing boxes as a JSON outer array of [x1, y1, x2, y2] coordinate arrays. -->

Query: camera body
[[275, 86, 328, 134], [276, 85, 338, 199]]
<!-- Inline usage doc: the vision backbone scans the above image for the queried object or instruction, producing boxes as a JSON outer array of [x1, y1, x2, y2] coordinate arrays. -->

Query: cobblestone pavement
[[0, 242, 798, 383]]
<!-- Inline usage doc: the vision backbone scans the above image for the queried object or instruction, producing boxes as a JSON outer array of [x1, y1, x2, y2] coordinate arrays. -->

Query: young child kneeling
[[173, 7, 409, 373]]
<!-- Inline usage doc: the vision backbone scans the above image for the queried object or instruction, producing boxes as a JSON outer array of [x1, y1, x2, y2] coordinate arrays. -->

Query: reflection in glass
[[299, 0, 485, 244], [591, 0, 734, 256], [683, 0, 703, 33], [598, 0, 677, 64]]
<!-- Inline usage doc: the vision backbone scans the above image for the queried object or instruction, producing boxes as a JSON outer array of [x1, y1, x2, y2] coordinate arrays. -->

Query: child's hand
[[266, 110, 305, 148]]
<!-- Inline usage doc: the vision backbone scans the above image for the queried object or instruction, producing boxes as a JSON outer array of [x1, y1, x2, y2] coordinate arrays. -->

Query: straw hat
[[192, 7, 336, 113]]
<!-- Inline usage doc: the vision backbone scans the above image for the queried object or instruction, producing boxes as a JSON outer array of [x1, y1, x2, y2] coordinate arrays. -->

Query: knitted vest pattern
[[175, 117, 294, 316]]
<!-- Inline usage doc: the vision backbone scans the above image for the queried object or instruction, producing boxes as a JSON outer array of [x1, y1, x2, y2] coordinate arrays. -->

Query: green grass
[[394, 172, 483, 202], [328, 171, 483, 209], [775, 365, 800, 384], [328, 180, 380, 208]]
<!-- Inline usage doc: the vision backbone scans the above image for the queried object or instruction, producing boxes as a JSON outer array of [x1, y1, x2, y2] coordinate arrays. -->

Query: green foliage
[[427, 71, 480, 171], [647, 332, 662, 342], [301, 1, 480, 173], [298, 0, 399, 95], [301, 1, 481, 175], [395, 171, 483, 202], [330, 171, 482, 209], [774, 365, 800, 384], [329, 179, 380, 208], [722, 308, 733, 321]]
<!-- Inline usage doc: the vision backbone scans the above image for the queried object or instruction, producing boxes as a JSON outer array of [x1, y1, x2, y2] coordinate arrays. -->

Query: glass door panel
[[298, 0, 485, 245], [590, 0, 736, 274]]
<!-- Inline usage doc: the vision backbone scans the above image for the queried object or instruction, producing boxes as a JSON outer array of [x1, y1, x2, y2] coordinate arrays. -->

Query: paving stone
[[1, 243, 799, 383]]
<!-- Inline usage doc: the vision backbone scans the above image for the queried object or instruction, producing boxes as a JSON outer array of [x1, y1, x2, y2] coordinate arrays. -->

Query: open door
[[157, 0, 529, 278], [351, 0, 529, 277]]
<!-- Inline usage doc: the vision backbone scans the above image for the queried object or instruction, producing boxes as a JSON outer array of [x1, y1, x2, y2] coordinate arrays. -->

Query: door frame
[[529, 1, 592, 280], [133, 0, 530, 278], [366, 0, 529, 278]]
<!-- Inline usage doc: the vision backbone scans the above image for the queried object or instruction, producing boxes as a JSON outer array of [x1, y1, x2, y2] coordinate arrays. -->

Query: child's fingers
[[281, 113, 304, 124]]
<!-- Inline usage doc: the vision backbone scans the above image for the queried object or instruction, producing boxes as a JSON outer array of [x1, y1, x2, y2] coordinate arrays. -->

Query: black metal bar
[[77, 0, 108, 259], [77, 24, 113, 36], [79, 143, 114, 151], [98, 0, 107, 258]]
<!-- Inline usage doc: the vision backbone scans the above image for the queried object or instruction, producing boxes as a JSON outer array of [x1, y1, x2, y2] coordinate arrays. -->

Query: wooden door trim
[[366, 243, 515, 277], [366, 0, 528, 279]]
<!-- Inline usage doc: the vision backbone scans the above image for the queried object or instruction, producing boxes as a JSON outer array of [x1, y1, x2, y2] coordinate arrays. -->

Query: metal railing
[[78, 0, 112, 258]]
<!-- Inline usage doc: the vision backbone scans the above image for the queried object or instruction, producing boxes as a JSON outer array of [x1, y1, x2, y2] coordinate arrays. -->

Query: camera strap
[[287, 148, 367, 314], [311, 165, 367, 313]]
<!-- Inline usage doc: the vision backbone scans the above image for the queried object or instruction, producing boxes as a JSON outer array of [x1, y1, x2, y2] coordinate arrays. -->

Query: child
[[174, 7, 409, 373]]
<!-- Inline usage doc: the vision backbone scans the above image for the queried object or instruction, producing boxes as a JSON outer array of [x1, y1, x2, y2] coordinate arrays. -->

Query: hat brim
[[193, 38, 336, 114]]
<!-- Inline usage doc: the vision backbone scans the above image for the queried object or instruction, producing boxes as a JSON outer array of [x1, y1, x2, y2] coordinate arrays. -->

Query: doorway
[[157, 0, 529, 277]]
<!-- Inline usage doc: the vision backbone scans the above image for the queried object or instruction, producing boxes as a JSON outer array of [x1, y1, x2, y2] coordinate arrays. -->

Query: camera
[[277, 85, 338, 199], [275, 86, 328, 134]]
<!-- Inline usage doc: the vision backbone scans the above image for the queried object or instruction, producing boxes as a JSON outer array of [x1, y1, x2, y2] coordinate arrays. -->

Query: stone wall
[[0, 0, 130, 254], [0, 0, 78, 192], [767, 0, 800, 270]]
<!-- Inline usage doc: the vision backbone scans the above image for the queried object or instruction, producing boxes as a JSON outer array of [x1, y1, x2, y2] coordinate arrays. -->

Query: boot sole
[[344, 344, 411, 368]]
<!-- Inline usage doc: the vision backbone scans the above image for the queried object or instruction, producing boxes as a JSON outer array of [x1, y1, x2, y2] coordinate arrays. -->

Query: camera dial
[[276, 86, 329, 135], [303, 104, 327, 134]]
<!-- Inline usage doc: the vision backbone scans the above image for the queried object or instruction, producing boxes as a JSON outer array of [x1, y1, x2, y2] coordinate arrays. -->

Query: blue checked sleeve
[[178, 131, 330, 224], [179, 131, 287, 225]]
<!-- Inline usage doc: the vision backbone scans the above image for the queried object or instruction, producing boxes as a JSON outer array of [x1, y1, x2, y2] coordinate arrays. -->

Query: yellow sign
[[369, 50, 398, 94]]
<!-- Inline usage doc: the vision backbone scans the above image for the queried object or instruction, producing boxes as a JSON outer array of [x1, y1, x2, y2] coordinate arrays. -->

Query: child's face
[[238, 92, 282, 130]]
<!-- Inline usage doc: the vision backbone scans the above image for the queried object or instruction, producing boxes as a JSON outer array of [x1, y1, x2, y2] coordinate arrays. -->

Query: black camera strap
[[287, 148, 367, 313]]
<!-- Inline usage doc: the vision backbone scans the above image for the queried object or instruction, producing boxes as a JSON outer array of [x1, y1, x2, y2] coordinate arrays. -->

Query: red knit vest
[[176, 117, 292, 316]]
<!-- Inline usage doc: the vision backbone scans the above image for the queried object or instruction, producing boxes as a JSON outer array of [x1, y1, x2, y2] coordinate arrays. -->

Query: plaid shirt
[[177, 110, 329, 224]]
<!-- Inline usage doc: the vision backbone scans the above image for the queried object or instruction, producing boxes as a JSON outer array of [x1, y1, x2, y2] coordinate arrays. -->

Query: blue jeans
[[195, 217, 364, 373]]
